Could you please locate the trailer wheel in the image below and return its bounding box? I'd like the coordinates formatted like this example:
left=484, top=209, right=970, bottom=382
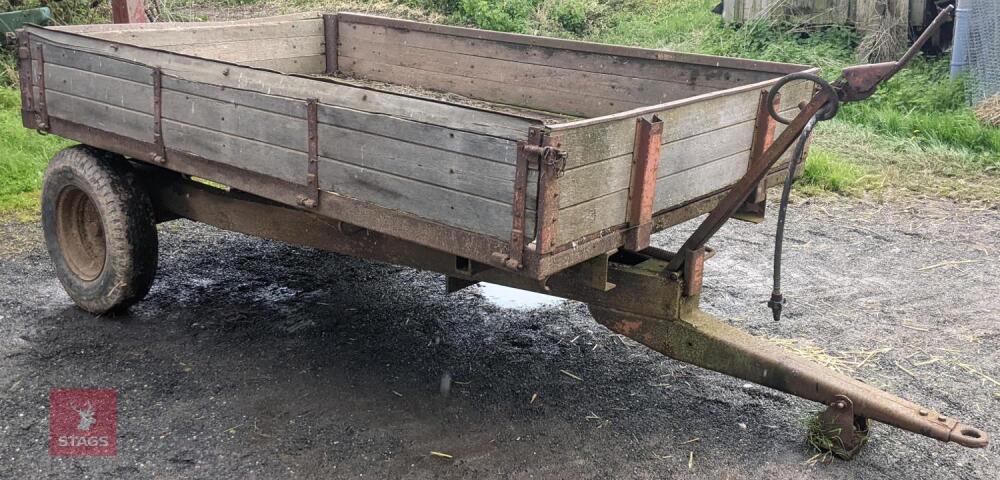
left=41, top=146, right=158, bottom=314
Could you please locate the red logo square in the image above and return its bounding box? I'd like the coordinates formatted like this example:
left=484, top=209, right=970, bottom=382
left=49, top=389, right=117, bottom=456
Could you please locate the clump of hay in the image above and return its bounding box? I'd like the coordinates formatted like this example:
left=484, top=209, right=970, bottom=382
left=975, top=95, right=1000, bottom=127
left=856, top=0, right=908, bottom=63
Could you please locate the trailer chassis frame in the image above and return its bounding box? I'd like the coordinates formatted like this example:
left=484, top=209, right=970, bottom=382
left=143, top=167, right=988, bottom=453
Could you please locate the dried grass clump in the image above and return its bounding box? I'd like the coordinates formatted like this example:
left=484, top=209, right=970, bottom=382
left=856, top=0, right=907, bottom=63
left=974, top=95, right=1000, bottom=127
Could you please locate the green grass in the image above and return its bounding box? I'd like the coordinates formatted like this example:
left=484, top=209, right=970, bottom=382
left=0, top=89, right=74, bottom=218
left=798, top=147, right=882, bottom=195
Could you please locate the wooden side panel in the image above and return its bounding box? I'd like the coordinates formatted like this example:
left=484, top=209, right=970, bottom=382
left=317, top=159, right=534, bottom=240
left=27, top=26, right=540, bottom=140
left=337, top=19, right=785, bottom=117
left=313, top=102, right=537, bottom=239
left=45, top=90, right=154, bottom=141
left=85, top=19, right=326, bottom=74
left=552, top=81, right=814, bottom=245
left=25, top=26, right=537, bottom=240
left=163, top=120, right=309, bottom=185
left=35, top=43, right=154, bottom=142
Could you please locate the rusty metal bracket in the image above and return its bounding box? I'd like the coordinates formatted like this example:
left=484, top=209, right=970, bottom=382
left=624, top=115, right=663, bottom=252
left=32, top=42, right=49, bottom=133
left=733, top=91, right=778, bottom=223
left=815, top=394, right=870, bottom=460
left=300, top=98, right=320, bottom=209
left=151, top=67, right=167, bottom=164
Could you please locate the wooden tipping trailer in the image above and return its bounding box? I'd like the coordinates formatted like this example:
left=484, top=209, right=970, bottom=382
left=16, top=9, right=988, bottom=456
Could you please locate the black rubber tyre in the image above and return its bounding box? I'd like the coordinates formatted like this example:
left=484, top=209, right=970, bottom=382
left=41, top=146, right=158, bottom=314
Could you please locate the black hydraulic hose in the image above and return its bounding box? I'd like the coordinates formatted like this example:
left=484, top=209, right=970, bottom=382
left=768, top=115, right=818, bottom=322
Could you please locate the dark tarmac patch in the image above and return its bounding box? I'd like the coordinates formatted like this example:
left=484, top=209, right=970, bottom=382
left=1, top=196, right=997, bottom=479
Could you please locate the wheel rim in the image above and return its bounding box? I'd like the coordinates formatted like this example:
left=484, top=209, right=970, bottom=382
left=55, top=185, right=107, bottom=281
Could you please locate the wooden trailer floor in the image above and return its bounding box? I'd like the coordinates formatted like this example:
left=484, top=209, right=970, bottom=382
left=311, top=73, right=582, bottom=125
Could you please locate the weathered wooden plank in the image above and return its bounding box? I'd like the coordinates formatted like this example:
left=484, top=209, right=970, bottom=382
left=557, top=118, right=757, bottom=208
left=27, top=28, right=540, bottom=140
left=554, top=189, right=630, bottom=245
left=317, top=104, right=518, bottom=164
left=161, top=90, right=306, bottom=153
left=163, top=120, right=308, bottom=186
left=338, top=32, right=715, bottom=109
left=43, top=63, right=152, bottom=114
left=86, top=19, right=324, bottom=47
left=45, top=90, right=153, bottom=142
left=167, top=36, right=325, bottom=63
left=317, top=158, right=534, bottom=240
left=162, top=76, right=307, bottom=117
left=554, top=149, right=752, bottom=245
left=244, top=55, right=326, bottom=73
left=51, top=13, right=323, bottom=32
left=39, top=42, right=152, bottom=84
left=339, top=55, right=646, bottom=118
left=554, top=80, right=813, bottom=168
left=338, top=14, right=808, bottom=75
left=653, top=150, right=750, bottom=210
left=559, top=154, right=633, bottom=209
left=160, top=74, right=530, bottom=208
left=342, top=21, right=779, bottom=92
left=317, top=123, right=525, bottom=205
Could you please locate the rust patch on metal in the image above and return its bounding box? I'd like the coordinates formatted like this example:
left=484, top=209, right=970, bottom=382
left=624, top=115, right=663, bottom=252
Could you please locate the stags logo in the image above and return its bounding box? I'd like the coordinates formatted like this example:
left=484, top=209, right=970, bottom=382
left=49, top=389, right=117, bottom=456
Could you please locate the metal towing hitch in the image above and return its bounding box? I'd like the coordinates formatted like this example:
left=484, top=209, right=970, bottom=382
left=594, top=5, right=989, bottom=458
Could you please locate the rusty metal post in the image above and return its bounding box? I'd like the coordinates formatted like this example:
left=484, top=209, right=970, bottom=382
left=111, top=0, right=148, bottom=24
left=733, top=90, right=779, bottom=223
left=624, top=115, right=663, bottom=252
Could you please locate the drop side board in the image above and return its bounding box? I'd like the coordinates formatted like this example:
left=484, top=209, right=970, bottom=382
left=17, top=12, right=817, bottom=279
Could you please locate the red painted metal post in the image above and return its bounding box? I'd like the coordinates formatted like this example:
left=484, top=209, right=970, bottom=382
left=623, top=115, right=663, bottom=252
left=111, top=0, right=148, bottom=24
left=733, top=90, right=779, bottom=223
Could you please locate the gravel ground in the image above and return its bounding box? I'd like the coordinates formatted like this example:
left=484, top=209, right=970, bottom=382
left=0, top=195, right=997, bottom=479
